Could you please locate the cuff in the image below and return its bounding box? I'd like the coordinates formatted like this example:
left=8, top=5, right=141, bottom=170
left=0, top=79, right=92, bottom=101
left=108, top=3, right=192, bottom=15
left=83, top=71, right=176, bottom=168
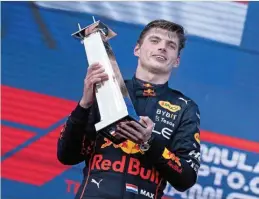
left=70, top=103, right=91, bottom=123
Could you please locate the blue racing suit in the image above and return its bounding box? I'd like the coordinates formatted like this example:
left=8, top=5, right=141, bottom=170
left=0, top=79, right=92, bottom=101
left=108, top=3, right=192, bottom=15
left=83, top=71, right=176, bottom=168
left=57, top=76, right=201, bottom=199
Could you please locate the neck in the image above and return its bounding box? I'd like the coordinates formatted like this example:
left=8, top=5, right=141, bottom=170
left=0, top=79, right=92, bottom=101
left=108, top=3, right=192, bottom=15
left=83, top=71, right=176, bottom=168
left=135, top=65, right=170, bottom=85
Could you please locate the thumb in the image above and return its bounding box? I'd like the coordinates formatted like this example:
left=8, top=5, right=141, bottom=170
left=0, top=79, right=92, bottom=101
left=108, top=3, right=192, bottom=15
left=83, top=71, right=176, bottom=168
left=139, top=116, right=153, bottom=127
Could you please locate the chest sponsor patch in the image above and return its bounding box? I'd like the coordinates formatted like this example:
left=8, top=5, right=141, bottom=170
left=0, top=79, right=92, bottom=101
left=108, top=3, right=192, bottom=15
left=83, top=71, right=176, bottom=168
left=159, top=101, right=181, bottom=112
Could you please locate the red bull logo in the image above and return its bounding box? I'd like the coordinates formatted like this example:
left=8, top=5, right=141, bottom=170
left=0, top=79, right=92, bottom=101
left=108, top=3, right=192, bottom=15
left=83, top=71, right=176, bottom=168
left=91, top=154, right=160, bottom=184
left=194, top=132, right=200, bottom=144
left=162, top=148, right=182, bottom=173
left=143, top=83, right=153, bottom=88
left=143, top=89, right=156, bottom=97
left=101, top=138, right=144, bottom=154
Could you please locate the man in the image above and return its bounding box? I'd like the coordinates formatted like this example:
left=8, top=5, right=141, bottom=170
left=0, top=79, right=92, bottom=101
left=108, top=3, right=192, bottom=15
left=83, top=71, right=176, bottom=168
left=58, top=19, right=201, bottom=199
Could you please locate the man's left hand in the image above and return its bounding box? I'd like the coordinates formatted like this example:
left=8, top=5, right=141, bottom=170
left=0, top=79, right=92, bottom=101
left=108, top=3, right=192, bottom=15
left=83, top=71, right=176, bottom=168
left=116, top=116, right=154, bottom=144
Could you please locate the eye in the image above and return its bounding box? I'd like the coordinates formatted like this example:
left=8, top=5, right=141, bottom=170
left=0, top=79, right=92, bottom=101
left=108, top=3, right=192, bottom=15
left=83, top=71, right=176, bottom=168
left=169, top=44, right=176, bottom=50
left=150, top=39, right=159, bottom=44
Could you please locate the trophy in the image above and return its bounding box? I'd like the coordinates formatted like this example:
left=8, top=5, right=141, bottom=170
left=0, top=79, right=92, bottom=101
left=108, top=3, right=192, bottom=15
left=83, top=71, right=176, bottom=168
left=72, top=17, right=142, bottom=144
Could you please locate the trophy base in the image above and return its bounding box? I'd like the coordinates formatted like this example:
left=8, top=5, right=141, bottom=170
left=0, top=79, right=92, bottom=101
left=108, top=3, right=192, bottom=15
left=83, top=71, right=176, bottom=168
left=96, top=115, right=143, bottom=144
left=95, top=96, right=143, bottom=144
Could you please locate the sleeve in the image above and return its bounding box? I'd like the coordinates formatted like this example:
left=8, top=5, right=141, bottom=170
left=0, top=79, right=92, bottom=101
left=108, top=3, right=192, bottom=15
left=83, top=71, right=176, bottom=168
left=145, top=103, right=201, bottom=192
left=57, top=102, right=99, bottom=165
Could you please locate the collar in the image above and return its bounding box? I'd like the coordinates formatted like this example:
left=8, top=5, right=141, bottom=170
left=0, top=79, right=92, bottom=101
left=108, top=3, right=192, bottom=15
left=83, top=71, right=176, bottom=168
left=132, top=75, right=168, bottom=97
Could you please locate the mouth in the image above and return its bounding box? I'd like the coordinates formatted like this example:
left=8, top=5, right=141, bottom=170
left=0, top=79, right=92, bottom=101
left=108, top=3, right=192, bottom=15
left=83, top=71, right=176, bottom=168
left=152, top=55, right=167, bottom=61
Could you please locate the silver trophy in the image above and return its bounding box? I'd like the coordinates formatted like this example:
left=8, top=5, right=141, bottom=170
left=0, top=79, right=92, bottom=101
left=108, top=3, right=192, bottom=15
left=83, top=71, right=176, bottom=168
left=72, top=18, right=142, bottom=144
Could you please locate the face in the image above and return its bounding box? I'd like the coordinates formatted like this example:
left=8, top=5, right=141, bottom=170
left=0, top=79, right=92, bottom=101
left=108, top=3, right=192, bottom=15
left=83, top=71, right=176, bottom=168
left=134, top=28, right=180, bottom=74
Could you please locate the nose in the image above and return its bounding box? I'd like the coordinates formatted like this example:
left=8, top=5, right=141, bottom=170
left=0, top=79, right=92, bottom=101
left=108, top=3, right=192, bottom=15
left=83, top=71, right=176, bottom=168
left=157, top=41, right=167, bottom=52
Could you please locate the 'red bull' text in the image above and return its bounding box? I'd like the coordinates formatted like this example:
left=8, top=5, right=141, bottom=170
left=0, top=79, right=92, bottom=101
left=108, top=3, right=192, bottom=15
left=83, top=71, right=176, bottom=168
left=91, top=154, right=160, bottom=184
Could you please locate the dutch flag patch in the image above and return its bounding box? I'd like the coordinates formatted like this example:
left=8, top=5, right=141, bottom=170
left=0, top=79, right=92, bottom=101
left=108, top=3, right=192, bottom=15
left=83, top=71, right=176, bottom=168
left=126, top=183, right=138, bottom=194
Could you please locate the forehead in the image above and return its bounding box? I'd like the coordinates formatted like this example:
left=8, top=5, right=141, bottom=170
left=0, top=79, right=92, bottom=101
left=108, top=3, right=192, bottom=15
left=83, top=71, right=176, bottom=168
left=144, top=28, right=179, bottom=43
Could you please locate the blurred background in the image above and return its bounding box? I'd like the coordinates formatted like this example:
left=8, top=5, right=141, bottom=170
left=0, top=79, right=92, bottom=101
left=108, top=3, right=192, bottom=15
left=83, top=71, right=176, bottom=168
left=1, top=1, right=259, bottom=199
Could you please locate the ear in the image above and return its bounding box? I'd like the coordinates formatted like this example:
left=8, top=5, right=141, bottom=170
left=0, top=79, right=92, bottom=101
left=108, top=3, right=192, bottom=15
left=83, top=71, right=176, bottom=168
left=173, top=57, right=180, bottom=68
left=134, top=43, right=140, bottom=57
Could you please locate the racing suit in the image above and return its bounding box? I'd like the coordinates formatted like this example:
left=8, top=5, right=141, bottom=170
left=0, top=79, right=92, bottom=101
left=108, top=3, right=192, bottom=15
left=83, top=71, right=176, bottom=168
left=58, top=76, right=201, bottom=199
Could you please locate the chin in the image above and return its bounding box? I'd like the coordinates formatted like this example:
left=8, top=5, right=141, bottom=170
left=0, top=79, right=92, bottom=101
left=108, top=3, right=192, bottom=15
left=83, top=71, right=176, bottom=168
left=149, top=65, right=168, bottom=74
left=142, top=61, right=168, bottom=73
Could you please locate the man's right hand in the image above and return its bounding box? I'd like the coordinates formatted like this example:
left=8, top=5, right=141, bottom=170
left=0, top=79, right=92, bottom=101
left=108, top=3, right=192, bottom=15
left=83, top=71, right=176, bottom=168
left=79, top=62, right=109, bottom=109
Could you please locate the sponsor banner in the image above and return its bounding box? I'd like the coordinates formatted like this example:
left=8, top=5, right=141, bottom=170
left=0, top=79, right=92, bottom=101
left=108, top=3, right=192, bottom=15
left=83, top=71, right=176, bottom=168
left=35, top=1, right=248, bottom=46
left=164, top=143, right=259, bottom=199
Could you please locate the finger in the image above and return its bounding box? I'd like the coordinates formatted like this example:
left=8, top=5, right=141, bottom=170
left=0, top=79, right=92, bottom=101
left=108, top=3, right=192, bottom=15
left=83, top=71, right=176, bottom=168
left=139, top=116, right=147, bottom=126
left=128, top=121, right=146, bottom=131
left=128, top=121, right=151, bottom=142
left=119, top=122, right=134, bottom=132
left=87, top=63, right=102, bottom=73
left=88, top=70, right=108, bottom=79
left=88, top=62, right=101, bottom=69
left=116, top=127, right=138, bottom=143
left=138, top=119, right=148, bottom=128
left=85, top=77, right=100, bottom=89
left=140, top=116, right=154, bottom=128
left=119, top=123, right=143, bottom=142
left=88, top=73, right=109, bottom=85
left=87, top=72, right=108, bottom=83
left=88, top=76, right=108, bottom=86
left=87, top=66, right=103, bottom=77
left=86, top=64, right=101, bottom=79
left=114, top=132, right=128, bottom=140
left=89, top=71, right=108, bottom=79
left=89, top=67, right=106, bottom=76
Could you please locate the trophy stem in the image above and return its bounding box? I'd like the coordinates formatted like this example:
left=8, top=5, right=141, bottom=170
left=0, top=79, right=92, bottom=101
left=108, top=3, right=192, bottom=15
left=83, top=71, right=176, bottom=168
left=81, top=32, right=128, bottom=131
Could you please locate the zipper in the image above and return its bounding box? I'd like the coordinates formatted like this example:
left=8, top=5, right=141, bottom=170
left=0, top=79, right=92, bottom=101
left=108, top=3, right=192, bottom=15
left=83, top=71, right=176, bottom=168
left=144, top=97, right=151, bottom=116
left=131, top=96, right=150, bottom=199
